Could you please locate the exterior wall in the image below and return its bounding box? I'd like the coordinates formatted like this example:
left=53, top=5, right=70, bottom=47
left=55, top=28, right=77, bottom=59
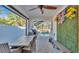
left=57, top=6, right=78, bottom=52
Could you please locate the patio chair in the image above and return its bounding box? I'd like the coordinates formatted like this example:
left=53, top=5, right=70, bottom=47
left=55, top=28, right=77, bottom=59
left=11, top=46, right=23, bottom=53
left=22, top=35, right=37, bottom=53
left=30, top=35, right=37, bottom=52
left=0, top=43, right=11, bottom=53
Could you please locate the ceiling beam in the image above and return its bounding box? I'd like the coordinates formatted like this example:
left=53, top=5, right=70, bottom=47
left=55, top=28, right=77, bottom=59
left=4, top=5, right=29, bottom=20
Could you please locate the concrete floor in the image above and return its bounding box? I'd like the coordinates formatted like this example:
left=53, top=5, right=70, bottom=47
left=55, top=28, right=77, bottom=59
left=36, top=35, right=61, bottom=53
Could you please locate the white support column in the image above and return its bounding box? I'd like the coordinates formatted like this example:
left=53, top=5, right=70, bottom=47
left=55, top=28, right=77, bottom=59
left=51, top=18, right=57, bottom=40
left=26, top=20, right=28, bottom=36
left=26, top=19, right=31, bottom=36
left=53, top=19, right=57, bottom=40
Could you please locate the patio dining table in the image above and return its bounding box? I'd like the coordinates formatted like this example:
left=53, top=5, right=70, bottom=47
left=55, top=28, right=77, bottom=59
left=0, top=35, right=35, bottom=47
left=11, top=35, right=35, bottom=46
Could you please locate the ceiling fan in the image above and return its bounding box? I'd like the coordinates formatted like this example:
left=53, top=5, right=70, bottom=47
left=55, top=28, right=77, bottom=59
left=29, top=5, right=57, bottom=14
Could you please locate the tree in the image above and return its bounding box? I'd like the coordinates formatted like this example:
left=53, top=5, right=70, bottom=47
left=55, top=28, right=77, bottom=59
left=7, top=12, right=26, bottom=26
left=0, top=11, right=26, bottom=27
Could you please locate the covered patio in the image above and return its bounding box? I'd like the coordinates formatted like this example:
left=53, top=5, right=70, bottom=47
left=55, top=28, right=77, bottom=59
left=0, top=5, right=71, bottom=53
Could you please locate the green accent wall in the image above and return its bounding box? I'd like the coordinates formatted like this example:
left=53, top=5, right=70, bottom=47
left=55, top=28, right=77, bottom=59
left=57, top=17, right=77, bottom=52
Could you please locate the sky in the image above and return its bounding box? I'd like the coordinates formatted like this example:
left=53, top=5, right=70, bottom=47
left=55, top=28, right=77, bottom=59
left=0, top=5, right=11, bottom=19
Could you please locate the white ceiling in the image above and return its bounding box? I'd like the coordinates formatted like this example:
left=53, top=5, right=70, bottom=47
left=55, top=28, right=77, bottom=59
left=12, top=5, right=66, bottom=19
